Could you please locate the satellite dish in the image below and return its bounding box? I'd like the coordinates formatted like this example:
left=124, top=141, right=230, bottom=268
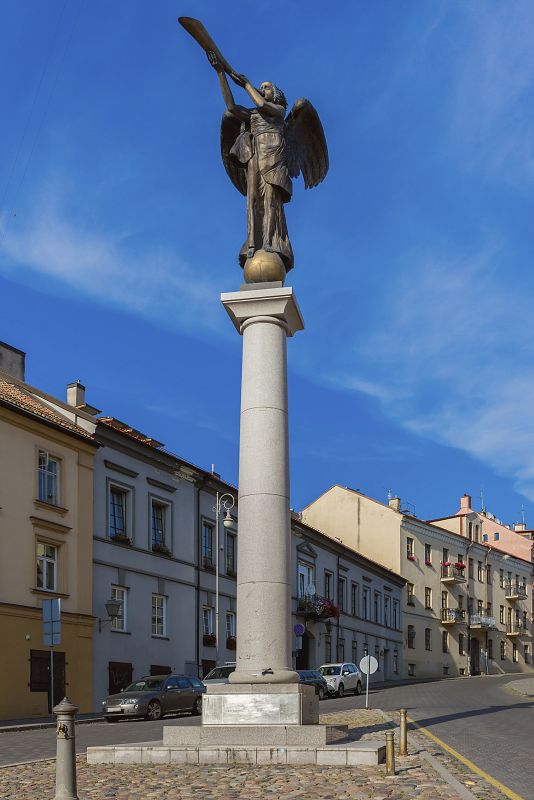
left=305, top=583, right=316, bottom=596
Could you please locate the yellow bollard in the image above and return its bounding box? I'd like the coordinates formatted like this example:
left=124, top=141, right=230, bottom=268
left=399, top=708, right=408, bottom=755
left=385, top=730, right=396, bottom=775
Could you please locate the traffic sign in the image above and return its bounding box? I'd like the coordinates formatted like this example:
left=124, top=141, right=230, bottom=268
left=293, top=623, right=305, bottom=636
left=359, top=655, right=378, bottom=675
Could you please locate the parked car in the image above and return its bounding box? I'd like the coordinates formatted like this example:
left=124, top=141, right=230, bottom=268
left=318, top=663, right=363, bottom=697
left=102, top=674, right=205, bottom=722
left=297, top=669, right=329, bottom=700
left=202, top=663, right=236, bottom=685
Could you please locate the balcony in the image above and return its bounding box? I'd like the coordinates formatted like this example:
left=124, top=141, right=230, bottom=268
left=441, top=608, right=466, bottom=625
left=506, top=622, right=531, bottom=638
left=440, top=565, right=466, bottom=584
left=504, top=583, right=528, bottom=601
left=469, top=613, right=496, bottom=630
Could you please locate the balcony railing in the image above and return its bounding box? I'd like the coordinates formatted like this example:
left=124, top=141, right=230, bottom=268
left=504, top=583, right=528, bottom=601
left=440, top=565, right=466, bottom=583
left=469, top=613, right=496, bottom=629
left=506, top=622, right=530, bottom=637
left=441, top=608, right=465, bottom=624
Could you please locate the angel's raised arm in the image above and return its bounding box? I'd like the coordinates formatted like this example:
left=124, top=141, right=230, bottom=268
left=207, top=51, right=249, bottom=121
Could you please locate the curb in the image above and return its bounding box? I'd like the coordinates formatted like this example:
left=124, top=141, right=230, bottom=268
left=0, top=717, right=104, bottom=734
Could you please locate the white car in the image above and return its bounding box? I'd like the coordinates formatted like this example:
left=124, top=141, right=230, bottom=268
left=318, top=662, right=363, bottom=697
left=202, top=663, right=236, bottom=685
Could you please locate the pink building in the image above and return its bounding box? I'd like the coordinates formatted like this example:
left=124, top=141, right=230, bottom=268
left=428, top=494, right=534, bottom=565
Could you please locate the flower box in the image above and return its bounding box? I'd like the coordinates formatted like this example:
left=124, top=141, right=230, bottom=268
left=454, top=562, right=465, bottom=569
left=425, top=560, right=432, bottom=566
left=111, top=534, right=131, bottom=546
left=226, top=636, right=236, bottom=650
left=407, top=554, right=415, bottom=561
left=441, top=561, right=452, bottom=567
left=297, top=596, right=340, bottom=620
left=203, top=633, right=216, bottom=647
left=152, top=542, right=171, bottom=556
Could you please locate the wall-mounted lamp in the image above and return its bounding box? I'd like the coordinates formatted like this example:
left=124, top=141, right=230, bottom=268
left=98, top=597, right=122, bottom=632
left=324, top=619, right=333, bottom=635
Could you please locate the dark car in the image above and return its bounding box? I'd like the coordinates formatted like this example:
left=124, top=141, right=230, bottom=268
left=102, top=674, right=205, bottom=722
left=297, top=669, right=329, bottom=700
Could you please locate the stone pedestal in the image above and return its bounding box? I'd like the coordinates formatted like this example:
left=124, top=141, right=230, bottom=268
left=221, top=285, right=304, bottom=686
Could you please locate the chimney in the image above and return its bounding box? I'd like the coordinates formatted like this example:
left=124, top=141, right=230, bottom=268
left=67, top=381, right=86, bottom=408
left=0, top=341, right=26, bottom=381
left=514, top=523, right=526, bottom=532
left=460, top=494, right=472, bottom=511
left=389, top=497, right=401, bottom=512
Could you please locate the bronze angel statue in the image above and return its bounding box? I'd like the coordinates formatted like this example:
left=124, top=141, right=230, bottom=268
left=179, top=17, right=329, bottom=282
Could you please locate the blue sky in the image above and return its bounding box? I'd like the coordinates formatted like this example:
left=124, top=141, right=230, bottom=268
left=2, top=1, right=534, bottom=524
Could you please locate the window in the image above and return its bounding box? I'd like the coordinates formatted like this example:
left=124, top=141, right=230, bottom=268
left=477, top=561, right=483, bottom=582
left=373, top=590, right=381, bottom=623
left=36, top=543, right=57, bottom=591
left=225, top=612, right=236, bottom=639
left=468, top=522, right=473, bottom=540
left=393, top=599, right=400, bottom=629
left=362, top=586, right=371, bottom=619
left=338, top=576, right=346, bottom=611
left=499, top=569, right=504, bottom=588
left=442, top=630, right=448, bottom=653
left=468, top=597, right=473, bottom=615
left=151, top=501, right=167, bottom=547
left=424, top=587, right=432, bottom=610
left=406, top=537, right=414, bottom=560
left=152, top=594, right=166, bottom=637
left=525, top=644, right=530, bottom=664
left=298, top=563, right=315, bottom=598
left=202, top=522, right=214, bottom=568
left=500, top=605, right=505, bottom=624
left=384, top=594, right=391, bottom=627
left=407, top=582, right=415, bottom=606
left=352, top=640, right=358, bottom=664
left=407, top=625, right=415, bottom=649
left=324, top=571, right=333, bottom=600
left=443, top=665, right=449, bottom=675
left=458, top=594, right=464, bottom=609
left=487, top=602, right=492, bottom=616
left=477, top=599, right=483, bottom=614
left=337, top=639, right=345, bottom=661
left=441, top=590, right=448, bottom=610
left=408, top=663, right=415, bottom=676
left=225, top=532, right=236, bottom=575
left=424, top=543, right=432, bottom=564
left=468, top=558, right=474, bottom=579
left=442, top=548, right=449, bottom=564
left=513, top=643, right=518, bottom=663
left=494, top=532, right=500, bottom=541
left=325, top=637, right=332, bottom=663
left=483, top=534, right=488, bottom=542
left=459, top=633, right=464, bottom=655
left=425, top=628, right=431, bottom=651
left=351, top=582, right=359, bottom=616
left=110, top=585, right=127, bottom=631
left=500, top=640, right=506, bottom=660
left=109, top=487, right=127, bottom=539
left=202, top=606, right=213, bottom=635
left=38, top=451, right=59, bottom=505
left=488, top=639, right=493, bottom=660
left=486, top=564, right=491, bottom=584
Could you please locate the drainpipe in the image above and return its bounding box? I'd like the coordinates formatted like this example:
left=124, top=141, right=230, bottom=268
left=194, top=479, right=204, bottom=678
left=465, top=541, right=473, bottom=677
left=336, top=555, right=340, bottom=659
left=483, top=546, right=494, bottom=676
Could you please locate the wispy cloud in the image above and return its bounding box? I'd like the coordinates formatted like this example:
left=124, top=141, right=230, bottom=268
left=0, top=192, right=223, bottom=336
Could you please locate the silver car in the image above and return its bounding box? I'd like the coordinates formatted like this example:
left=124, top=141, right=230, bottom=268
left=202, top=663, right=236, bottom=686
left=102, top=674, right=205, bottom=722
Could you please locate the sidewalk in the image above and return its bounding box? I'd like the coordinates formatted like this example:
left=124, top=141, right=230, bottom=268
left=0, top=712, right=103, bottom=734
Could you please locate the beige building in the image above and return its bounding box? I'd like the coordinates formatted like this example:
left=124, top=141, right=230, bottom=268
left=302, top=486, right=534, bottom=679
left=0, top=343, right=98, bottom=719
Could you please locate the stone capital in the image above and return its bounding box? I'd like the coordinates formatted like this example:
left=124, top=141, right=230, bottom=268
left=221, top=286, right=304, bottom=337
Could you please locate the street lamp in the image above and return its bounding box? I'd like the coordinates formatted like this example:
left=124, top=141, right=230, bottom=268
left=214, top=492, right=236, bottom=664
left=98, top=596, right=122, bottom=632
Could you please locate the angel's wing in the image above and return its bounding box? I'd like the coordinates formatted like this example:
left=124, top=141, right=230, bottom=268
left=285, top=98, right=329, bottom=189
left=221, top=112, right=247, bottom=196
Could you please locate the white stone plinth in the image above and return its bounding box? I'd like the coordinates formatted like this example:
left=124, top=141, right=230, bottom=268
left=221, top=286, right=304, bottom=685
left=201, top=683, right=318, bottom=725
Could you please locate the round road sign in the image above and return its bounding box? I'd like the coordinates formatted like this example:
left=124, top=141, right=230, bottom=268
left=293, top=623, right=305, bottom=636
left=359, top=655, right=378, bottom=675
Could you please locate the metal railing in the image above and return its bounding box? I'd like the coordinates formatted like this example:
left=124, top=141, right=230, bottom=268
left=504, top=583, right=528, bottom=600
left=440, top=608, right=465, bottom=623
left=469, top=613, right=496, bottom=628
left=440, top=565, right=466, bottom=581
left=506, top=621, right=529, bottom=636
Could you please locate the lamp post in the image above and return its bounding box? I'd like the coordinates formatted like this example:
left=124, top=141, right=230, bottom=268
left=214, top=492, right=236, bottom=664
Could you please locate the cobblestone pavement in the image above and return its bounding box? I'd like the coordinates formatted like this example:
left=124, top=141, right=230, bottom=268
left=0, top=708, right=512, bottom=800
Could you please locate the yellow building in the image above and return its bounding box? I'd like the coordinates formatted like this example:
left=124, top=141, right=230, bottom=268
left=0, top=343, right=98, bottom=719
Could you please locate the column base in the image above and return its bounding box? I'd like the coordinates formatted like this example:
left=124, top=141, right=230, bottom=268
left=202, top=683, right=318, bottom=726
